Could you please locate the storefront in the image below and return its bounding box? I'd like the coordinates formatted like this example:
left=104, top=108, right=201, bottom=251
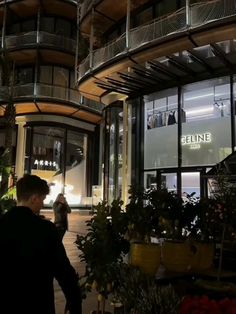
left=13, top=116, right=99, bottom=208
left=143, top=75, right=234, bottom=197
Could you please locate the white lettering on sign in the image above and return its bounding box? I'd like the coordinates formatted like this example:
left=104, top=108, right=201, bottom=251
left=181, top=132, right=212, bottom=150
left=34, top=159, right=59, bottom=169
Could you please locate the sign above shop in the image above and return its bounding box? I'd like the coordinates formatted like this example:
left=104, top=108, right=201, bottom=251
left=34, top=159, right=59, bottom=170
left=181, top=132, right=212, bottom=149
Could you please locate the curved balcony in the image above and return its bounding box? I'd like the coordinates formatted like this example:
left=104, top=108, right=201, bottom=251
left=5, top=31, right=76, bottom=53
left=0, top=0, right=77, bottom=21
left=80, top=0, right=150, bottom=35
left=0, top=83, right=103, bottom=114
left=78, top=0, right=236, bottom=81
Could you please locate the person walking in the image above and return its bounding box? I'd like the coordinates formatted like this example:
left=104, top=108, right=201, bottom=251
left=53, top=193, right=71, bottom=240
left=0, top=174, right=82, bottom=314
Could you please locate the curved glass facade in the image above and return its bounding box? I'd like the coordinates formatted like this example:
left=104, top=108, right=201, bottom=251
left=25, top=125, right=92, bottom=207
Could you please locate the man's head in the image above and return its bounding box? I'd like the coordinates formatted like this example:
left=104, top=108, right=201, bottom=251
left=16, top=174, right=50, bottom=214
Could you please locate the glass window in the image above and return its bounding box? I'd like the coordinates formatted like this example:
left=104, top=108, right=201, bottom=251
left=135, top=7, right=153, bottom=26
left=144, top=171, right=156, bottom=189
left=22, top=19, right=35, bottom=32
left=182, top=172, right=200, bottom=198
left=40, top=17, right=54, bottom=33
left=182, top=77, right=232, bottom=166
left=106, top=106, right=123, bottom=202
left=65, top=131, right=87, bottom=206
left=16, top=67, right=34, bottom=84
left=7, top=23, right=20, bottom=35
left=39, top=66, right=53, bottom=84
left=161, top=173, right=177, bottom=193
left=144, top=88, right=178, bottom=169
left=53, top=67, right=69, bottom=87
left=156, top=1, right=177, bottom=18
left=31, top=126, right=64, bottom=206
left=55, top=18, right=71, bottom=37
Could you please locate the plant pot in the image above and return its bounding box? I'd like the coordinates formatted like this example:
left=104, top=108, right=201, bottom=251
left=129, top=243, right=161, bottom=275
left=191, top=242, right=214, bottom=272
left=162, top=241, right=214, bottom=273
left=162, top=241, right=194, bottom=272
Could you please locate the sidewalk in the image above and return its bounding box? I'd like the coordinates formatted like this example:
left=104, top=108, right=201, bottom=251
left=41, top=210, right=113, bottom=314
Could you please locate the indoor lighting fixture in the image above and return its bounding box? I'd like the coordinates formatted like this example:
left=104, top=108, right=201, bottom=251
left=186, top=107, right=213, bottom=115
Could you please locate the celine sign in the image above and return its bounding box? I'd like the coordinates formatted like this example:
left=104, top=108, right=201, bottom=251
left=181, top=132, right=212, bottom=149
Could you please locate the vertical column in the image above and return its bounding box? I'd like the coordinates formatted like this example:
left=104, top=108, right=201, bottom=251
left=89, top=4, right=95, bottom=69
left=36, top=7, right=41, bottom=44
left=75, top=1, right=81, bottom=84
left=34, top=8, right=41, bottom=96
left=1, top=2, right=7, bottom=49
left=186, top=0, right=190, bottom=28
left=122, top=99, right=131, bottom=206
left=15, top=122, right=27, bottom=180
left=126, top=0, right=131, bottom=50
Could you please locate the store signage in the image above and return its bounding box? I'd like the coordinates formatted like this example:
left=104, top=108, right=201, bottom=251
left=34, top=159, right=58, bottom=168
left=181, top=132, right=212, bottom=150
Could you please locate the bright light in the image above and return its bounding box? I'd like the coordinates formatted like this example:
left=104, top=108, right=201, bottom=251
left=186, top=106, right=213, bottom=115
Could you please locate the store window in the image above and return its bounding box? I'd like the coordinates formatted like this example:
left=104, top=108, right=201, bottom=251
left=182, top=77, right=231, bottom=166
left=31, top=127, right=64, bottom=206
left=144, top=88, right=178, bottom=169
left=104, top=105, right=123, bottom=203
left=29, top=126, right=89, bottom=207
left=65, top=131, right=87, bottom=205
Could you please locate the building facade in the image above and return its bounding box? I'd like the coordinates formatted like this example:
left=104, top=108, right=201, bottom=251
left=77, top=0, right=236, bottom=203
left=0, top=0, right=103, bottom=207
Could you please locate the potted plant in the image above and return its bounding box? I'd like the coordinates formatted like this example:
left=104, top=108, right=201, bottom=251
left=148, top=188, right=211, bottom=273
left=125, top=186, right=162, bottom=275
left=75, top=199, right=130, bottom=314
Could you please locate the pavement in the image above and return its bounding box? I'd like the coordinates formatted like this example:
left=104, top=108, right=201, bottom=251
left=41, top=210, right=113, bottom=314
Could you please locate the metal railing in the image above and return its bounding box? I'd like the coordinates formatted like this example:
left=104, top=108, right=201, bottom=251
left=78, top=0, right=236, bottom=81
left=5, top=31, right=76, bottom=52
left=0, top=83, right=102, bottom=113
left=0, top=0, right=77, bottom=5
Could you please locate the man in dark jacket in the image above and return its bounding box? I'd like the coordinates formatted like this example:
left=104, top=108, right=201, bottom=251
left=0, top=174, right=82, bottom=314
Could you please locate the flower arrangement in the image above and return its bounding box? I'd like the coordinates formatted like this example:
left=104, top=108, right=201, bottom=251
left=180, top=295, right=236, bottom=314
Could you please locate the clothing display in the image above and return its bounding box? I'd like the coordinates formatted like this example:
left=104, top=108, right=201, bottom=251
left=147, top=107, right=186, bottom=129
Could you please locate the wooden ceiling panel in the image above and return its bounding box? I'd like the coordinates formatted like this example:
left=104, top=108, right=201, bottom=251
left=8, top=50, right=37, bottom=64
left=15, top=102, right=39, bottom=114
left=9, top=0, right=39, bottom=18
left=38, top=103, right=77, bottom=115
left=42, top=0, right=76, bottom=20
left=0, top=105, right=5, bottom=117
left=72, top=110, right=101, bottom=123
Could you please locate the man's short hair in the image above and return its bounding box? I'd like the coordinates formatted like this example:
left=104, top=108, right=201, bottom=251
left=16, top=174, right=50, bottom=201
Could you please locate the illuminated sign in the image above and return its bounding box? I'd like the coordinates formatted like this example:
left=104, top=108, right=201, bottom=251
left=34, top=159, right=59, bottom=169
left=181, top=132, right=212, bottom=150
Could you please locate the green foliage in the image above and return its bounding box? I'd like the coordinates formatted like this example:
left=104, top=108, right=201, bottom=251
left=113, top=264, right=181, bottom=314
left=125, top=186, right=159, bottom=243
left=75, top=200, right=130, bottom=298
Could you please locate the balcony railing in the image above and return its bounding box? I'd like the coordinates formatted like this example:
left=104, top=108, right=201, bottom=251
left=5, top=31, right=76, bottom=52
left=0, top=83, right=102, bottom=113
left=78, top=0, right=236, bottom=81
left=0, top=0, right=77, bottom=5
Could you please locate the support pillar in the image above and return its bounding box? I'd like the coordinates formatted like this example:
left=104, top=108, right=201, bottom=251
left=15, top=122, right=27, bottom=180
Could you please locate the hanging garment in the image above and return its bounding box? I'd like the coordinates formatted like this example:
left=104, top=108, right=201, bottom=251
left=167, top=111, right=176, bottom=125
